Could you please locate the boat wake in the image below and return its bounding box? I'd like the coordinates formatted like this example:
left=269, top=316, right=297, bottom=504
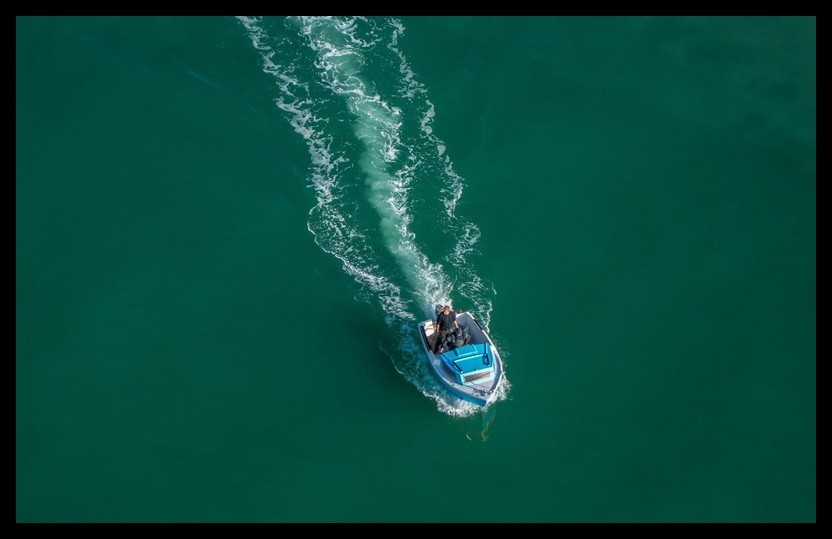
left=237, top=16, right=506, bottom=416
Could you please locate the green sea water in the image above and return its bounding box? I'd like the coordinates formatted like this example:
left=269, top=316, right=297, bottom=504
left=16, top=16, right=815, bottom=522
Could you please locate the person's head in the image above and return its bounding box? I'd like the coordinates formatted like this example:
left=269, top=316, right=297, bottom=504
left=443, top=305, right=450, bottom=313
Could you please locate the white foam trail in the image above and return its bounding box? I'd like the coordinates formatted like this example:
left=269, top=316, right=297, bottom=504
left=297, top=16, right=448, bottom=310
left=238, top=16, right=411, bottom=324
left=387, top=18, right=494, bottom=329
left=237, top=16, right=506, bottom=414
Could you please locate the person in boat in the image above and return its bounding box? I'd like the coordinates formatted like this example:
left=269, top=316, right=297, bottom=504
left=437, top=325, right=470, bottom=354
left=433, top=305, right=459, bottom=353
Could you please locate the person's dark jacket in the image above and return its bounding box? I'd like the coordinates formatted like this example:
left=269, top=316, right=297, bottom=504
left=436, top=310, right=457, bottom=331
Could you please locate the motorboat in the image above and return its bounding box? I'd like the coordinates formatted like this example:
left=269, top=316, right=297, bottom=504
left=417, top=306, right=503, bottom=406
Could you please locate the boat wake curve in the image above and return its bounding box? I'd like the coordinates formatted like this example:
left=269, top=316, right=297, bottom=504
left=237, top=16, right=505, bottom=416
